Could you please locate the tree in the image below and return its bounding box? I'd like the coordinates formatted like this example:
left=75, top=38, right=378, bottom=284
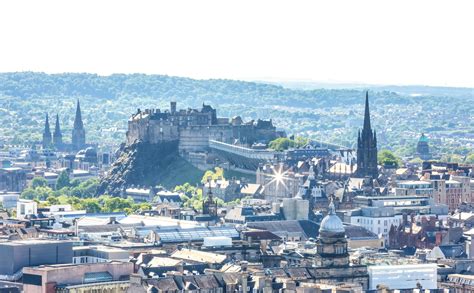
left=79, top=198, right=102, bottom=213
left=378, top=149, right=402, bottom=168
left=46, top=195, right=59, bottom=205
left=21, top=186, right=54, bottom=201
left=268, top=137, right=294, bottom=151
left=56, top=171, right=70, bottom=190
left=31, top=177, right=47, bottom=188
left=201, top=167, right=225, bottom=184
left=465, top=153, right=474, bottom=164
left=268, top=136, right=308, bottom=151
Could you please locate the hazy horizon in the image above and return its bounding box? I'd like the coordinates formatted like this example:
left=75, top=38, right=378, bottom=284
left=0, top=0, right=473, bottom=88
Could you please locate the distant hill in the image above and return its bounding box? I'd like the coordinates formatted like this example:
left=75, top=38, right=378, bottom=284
left=0, top=72, right=472, bottom=158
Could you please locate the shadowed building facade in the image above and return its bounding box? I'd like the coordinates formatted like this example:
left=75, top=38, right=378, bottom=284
left=356, top=92, right=378, bottom=179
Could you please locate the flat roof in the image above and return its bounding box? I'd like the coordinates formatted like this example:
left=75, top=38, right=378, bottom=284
left=24, top=261, right=130, bottom=272
left=0, top=239, right=72, bottom=246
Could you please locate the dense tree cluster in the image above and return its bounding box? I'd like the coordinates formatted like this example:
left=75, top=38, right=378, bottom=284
left=268, top=137, right=309, bottom=151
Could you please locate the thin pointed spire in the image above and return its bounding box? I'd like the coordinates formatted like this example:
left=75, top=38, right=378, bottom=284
left=72, top=100, right=86, bottom=150
left=363, top=91, right=371, bottom=131
left=44, top=113, right=51, bottom=134
left=42, top=113, right=52, bottom=148
left=74, top=100, right=84, bottom=129
left=54, top=114, right=61, bottom=135
left=53, top=114, right=63, bottom=147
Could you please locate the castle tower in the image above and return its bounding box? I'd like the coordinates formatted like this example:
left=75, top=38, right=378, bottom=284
left=356, top=92, right=378, bottom=178
left=42, top=113, right=52, bottom=149
left=72, top=100, right=86, bottom=151
left=53, top=114, right=63, bottom=149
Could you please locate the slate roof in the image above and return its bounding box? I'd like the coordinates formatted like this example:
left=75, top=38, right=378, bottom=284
left=247, top=220, right=320, bottom=240
left=344, top=224, right=379, bottom=240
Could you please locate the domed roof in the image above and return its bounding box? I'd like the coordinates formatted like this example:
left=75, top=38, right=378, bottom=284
left=319, top=199, right=345, bottom=234
left=419, top=133, right=429, bottom=143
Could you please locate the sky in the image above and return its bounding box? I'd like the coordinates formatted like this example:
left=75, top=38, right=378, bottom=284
left=0, top=0, right=473, bottom=87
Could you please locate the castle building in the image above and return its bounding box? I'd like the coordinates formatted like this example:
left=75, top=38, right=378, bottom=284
left=126, top=102, right=278, bottom=155
left=356, top=92, right=378, bottom=178
left=314, top=199, right=369, bottom=289
left=42, top=113, right=52, bottom=149
left=53, top=113, right=63, bottom=149
left=416, top=133, right=431, bottom=160
left=72, top=100, right=86, bottom=151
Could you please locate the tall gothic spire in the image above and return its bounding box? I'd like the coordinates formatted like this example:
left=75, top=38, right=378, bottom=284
left=72, top=100, right=86, bottom=150
left=74, top=100, right=84, bottom=130
left=42, top=113, right=52, bottom=148
left=54, top=114, right=61, bottom=136
left=356, top=91, right=378, bottom=179
left=53, top=114, right=63, bottom=147
left=363, top=91, right=371, bottom=131
left=44, top=113, right=51, bottom=134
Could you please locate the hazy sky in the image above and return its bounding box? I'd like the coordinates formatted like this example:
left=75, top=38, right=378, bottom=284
left=0, top=0, right=473, bottom=87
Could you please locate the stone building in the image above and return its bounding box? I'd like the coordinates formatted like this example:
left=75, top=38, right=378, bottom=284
left=0, top=167, right=27, bottom=192
left=355, top=92, right=378, bottom=179
left=126, top=102, right=278, bottom=155
left=416, top=133, right=431, bottom=160
left=313, top=200, right=369, bottom=289
left=40, top=100, right=89, bottom=152
left=22, top=261, right=133, bottom=293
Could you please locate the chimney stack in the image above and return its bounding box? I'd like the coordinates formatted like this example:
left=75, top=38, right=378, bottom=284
left=170, top=101, right=177, bottom=114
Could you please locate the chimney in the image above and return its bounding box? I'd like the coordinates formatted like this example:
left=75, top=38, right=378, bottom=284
left=402, top=213, right=408, bottom=225
left=435, top=232, right=442, bottom=246
left=170, top=101, right=177, bottom=114
left=130, top=274, right=143, bottom=285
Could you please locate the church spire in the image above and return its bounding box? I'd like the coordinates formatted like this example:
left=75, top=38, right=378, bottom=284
left=72, top=100, right=86, bottom=150
left=363, top=91, right=371, bottom=131
left=53, top=114, right=63, bottom=148
left=42, top=113, right=52, bottom=148
left=74, top=100, right=84, bottom=129
left=355, top=92, right=378, bottom=179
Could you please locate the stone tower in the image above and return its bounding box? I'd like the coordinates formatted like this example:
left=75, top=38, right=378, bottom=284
left=416, top=133, right=431, bottom=160
left=53, top=114, right=63, bottom=149
left=72, top=100, right=86, bottom=151
left=42, top=113, right=52, bottom=149
left=356, top=92, right=378, bottom=178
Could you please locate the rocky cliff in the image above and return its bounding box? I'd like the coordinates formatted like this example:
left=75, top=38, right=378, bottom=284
left=97, top=140, right=202, bottom=196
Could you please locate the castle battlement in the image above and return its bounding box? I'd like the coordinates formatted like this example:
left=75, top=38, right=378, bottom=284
left=126, top=102, right=279, bottom=154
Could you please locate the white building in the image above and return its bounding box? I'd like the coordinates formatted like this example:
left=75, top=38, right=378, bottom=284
left=368, top=264, right=437, bottom=290
left=346, top=205, right=448, bottom=245
left=395, top=180, right=433, bottom=196
left=16, top=199, right=37, bottom=218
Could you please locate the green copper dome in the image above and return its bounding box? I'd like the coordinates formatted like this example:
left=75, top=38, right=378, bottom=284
left=419, top=133, right=429, bottom=143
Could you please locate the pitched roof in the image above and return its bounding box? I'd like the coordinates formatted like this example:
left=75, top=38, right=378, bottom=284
left=171, top=249, right=227, bottom=264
